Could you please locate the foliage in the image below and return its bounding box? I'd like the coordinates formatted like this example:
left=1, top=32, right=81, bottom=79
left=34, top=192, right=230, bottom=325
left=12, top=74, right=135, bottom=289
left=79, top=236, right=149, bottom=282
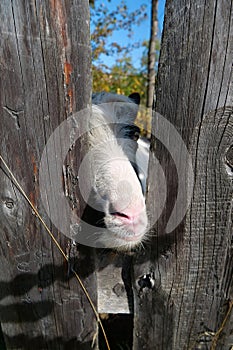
left=90, top=0, right=159, bottom=136
left=90, top=1, right=147, bottom=65
left=91, top=1, right=148, bottom=98
left=92, top=55, right=147, bottom=102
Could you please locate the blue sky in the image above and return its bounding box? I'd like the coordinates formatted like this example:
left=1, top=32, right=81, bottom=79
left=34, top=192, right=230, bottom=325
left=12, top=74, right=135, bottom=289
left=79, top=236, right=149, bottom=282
left=91, top=0, right=166, bottom=69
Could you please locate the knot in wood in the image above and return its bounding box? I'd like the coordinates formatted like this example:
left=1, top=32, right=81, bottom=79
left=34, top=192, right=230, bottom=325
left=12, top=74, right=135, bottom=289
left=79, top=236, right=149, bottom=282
left=113, top=283, right=125, bottom=297
left=138, top=273, right=155, bottom=291
left=4, top=198, right=15, bottom=209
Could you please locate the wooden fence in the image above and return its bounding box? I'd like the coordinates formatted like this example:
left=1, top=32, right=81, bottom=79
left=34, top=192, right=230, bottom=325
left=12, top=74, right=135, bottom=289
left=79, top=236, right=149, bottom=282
left=0, top=1, right=232, bottom=349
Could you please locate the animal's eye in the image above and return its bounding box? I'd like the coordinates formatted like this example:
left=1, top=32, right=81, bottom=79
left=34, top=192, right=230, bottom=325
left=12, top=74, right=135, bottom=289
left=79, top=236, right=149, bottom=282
left=122, top=125, right=140, bottom=141
left=133, top=131, right=140, bottom=141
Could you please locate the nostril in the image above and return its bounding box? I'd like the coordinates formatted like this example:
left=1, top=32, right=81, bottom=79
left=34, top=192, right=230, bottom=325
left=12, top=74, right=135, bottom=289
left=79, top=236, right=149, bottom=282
left=112, top=212, right=131, bottom=220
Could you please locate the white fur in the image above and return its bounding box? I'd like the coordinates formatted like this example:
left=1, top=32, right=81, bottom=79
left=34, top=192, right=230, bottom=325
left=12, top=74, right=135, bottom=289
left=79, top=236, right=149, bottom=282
left=88, top=93, right=148, bottom=250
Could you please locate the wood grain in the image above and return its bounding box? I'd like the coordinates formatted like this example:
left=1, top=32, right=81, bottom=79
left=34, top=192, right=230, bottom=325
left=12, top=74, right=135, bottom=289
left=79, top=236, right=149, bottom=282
left=0, top=1, right=96, bottom=349
left=133, top=1, right=233, bottom=349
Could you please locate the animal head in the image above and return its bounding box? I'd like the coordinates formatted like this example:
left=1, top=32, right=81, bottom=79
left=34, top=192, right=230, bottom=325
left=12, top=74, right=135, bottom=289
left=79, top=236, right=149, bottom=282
left=84, top=92, right=148, bottom=250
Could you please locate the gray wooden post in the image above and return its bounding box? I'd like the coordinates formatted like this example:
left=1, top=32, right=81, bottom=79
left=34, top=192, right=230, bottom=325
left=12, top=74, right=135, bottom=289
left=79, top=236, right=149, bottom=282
left=0, top=1, right=97, bottom=349
left=133, top=1, right=233, bottom=349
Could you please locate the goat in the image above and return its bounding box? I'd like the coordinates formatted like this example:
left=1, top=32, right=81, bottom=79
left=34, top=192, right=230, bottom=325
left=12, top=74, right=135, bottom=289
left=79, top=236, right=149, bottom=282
left=81, top=92, right=148, bottom=250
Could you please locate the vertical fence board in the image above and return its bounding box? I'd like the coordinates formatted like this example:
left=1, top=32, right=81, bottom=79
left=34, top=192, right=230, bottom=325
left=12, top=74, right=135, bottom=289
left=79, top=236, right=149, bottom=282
left=133, top=1, right=232, bottom=349
left=0, top=1, right=96, bottom=349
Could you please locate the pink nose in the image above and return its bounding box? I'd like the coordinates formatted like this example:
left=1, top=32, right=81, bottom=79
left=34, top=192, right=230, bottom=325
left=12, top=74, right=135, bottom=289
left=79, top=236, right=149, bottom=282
left=111, top=210, right=147, bottom=242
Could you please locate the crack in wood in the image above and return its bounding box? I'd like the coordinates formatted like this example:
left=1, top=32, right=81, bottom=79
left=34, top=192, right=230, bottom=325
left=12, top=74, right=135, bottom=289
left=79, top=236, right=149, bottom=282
left=3, top=106, right=23, bottom=130
left=62, top=164, right=79, bottom=209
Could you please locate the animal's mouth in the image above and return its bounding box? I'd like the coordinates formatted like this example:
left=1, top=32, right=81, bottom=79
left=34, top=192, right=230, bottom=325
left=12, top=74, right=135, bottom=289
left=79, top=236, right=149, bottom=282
left=110, top=211, right=147, bottom=243
left=119, top=231, right=145, bottom=242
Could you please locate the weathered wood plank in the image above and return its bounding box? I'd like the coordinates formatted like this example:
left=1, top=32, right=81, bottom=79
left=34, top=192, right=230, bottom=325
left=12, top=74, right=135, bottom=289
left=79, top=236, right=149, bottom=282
left=97, top=251, right=133, bottom=314
left=0, top=1, right=96, bottom=349
left=133, top=1, right=233, bottom=349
